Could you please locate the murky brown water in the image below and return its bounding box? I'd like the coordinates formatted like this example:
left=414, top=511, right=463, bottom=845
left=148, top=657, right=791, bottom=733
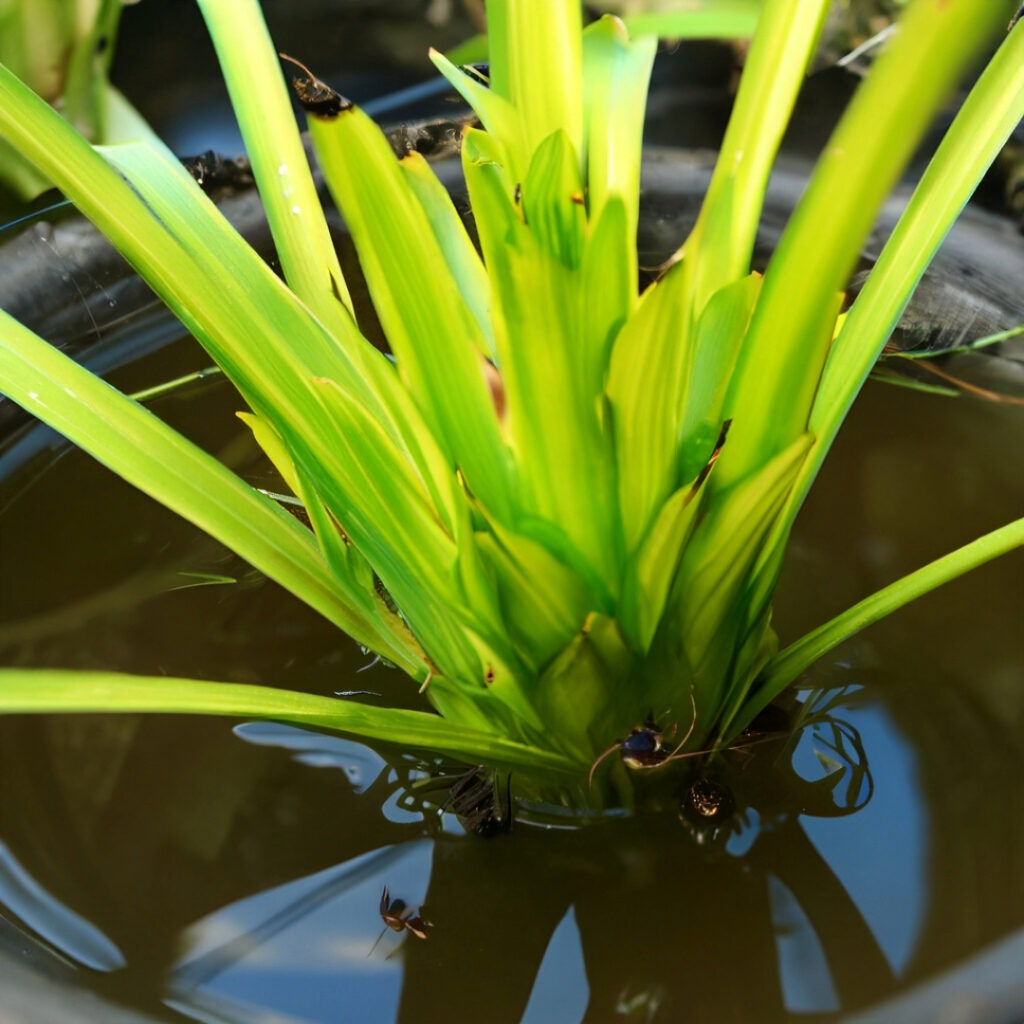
left=1, top=324, right=1023, bottom=1023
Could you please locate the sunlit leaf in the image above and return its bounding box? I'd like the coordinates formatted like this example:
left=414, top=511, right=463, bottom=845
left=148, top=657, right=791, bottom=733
left=0, top=671, right=581, bottom=774
left=304, top=93, right=516, bottom=523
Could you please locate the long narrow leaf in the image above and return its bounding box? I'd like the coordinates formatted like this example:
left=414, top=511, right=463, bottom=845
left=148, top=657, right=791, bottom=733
left=807, top=18, right=1024, bottom=505
left=238, top=410, right=423, bottom=667
left=0, top=311, right=423, bottom=675
left=581, top=16, right=656, bottom=301
left=197, top=0, right=355, bottom=321
left=99, top=141, right=375, bottom=412
left=669, top=434, right=811, bottom=687
left=428, top=47, right=523, bottom=167
left=716, top=0, right=1015, bottom=490
left=0, top=671, right=581, bottom=774
left=301, top=89, right=516, bottom=523
left=620, top=10, right=761, bottom=38
left=487, top=0, right=584, bottom=174
left=0, top=69, right=392, bottom=449
left=99, top=141, right=467, bottom=547
left=607, top=263, right=694, bottom=551
left=750, top=516, right=1024, bottom=722
left=744, top=15, right=1024, bottom=610
left=674, top=0, right=829, bottom=319
left=400, top=150, right=496, bottom=358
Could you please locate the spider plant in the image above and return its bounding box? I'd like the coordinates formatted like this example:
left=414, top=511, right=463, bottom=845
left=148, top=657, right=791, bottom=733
left=0, top=0, right=1021, bottom=799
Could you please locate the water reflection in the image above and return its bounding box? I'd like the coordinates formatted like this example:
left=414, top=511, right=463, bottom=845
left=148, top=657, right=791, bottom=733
left=170, top=843, right=431, bottom=1023
left=2, top=384, right=1023, bottom=1021
left=382, top=697, right=892, bottom=1023
left=521, top=906, right=589, bottom=1024
left=0, top=840, right=124, bottom=972
left=131, top=690, right=903, bottom=1021
left=1, top=662, right=1024, bottom=1023
left=798, top=703, right=926, bottom=979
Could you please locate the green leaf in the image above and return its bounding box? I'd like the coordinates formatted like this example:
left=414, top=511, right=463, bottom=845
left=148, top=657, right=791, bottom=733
left=463, top=130, right=622, bottom=596
left=531, top=615, right=634, bottom=761
left=580, top=197, right=633, bottom=396
left=713, top=0, right=1016, bottom=492
left=444, top=32, right=487, bottom=66
left=486, top=0, right=584, bottom=174
left=473, top=520, right=592, bottom=671
left=0, top=671, right=580, bottom=775
left=673, top=0, right=830, bottom=324
left=747, top=515, right=1024, bottom=727
left=867, top=369, right=961, bottom=397
left=168, top=572, right=237, bottom=591
left=670, top=434, right=811, bottom=684
left=0, top=311, right=423, bottom=676
left=0, top=0, right=129, bottom=196
left=238, top=410, right=305, bottom=499
left=97, top=140, right=386, bottom=430
left=581, top=15, right=657, bottom=291
left=238, top=410, right=421, bottom=665
left=607, top=263, right=693, bottom=552
left=428, top=47, right=523, bottom=172
left=99, top=139, right=470, bottom=561
left=620, top=473, right=708, bottom=653
left=678, top=272, right=762, bottom=483
left=400, top=150, right=496, bottom=358
left=197, top=0, right=355, bottom=320
left=881, top=323, right=1024, bottom=361
left=618, top=1, right=763, bottom=40
left=808, top=17, right=1024, bottom=483
left=304, top=97, right=515, bottom=523
left=741, top=8, right=1024, bottom=607
left=0, top=68, right=297, bottom=385
left=298, top=377, right=479, bottom=680
left=521, top=129, right=586, bottom=268
left=297, top=378, right=535, bottom=738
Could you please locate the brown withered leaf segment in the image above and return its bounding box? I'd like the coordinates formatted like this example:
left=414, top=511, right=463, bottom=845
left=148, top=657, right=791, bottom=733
left=181, top=150, right=255, bottom=197
left=278, top=53, right=352, bottom=119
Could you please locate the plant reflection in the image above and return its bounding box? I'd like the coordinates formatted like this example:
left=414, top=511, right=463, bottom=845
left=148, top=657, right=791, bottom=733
left=4, top=675, right=1024, bottom=1024
left=154, top=688, right=892, bottom=1023
left=385, top=688, right=889, bottom=1023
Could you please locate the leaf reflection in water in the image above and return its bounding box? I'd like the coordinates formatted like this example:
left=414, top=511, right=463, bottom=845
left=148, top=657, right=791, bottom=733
left=4, top=676, right=1017, bottom=1023
left=158, top=689, right=903, bottom=1024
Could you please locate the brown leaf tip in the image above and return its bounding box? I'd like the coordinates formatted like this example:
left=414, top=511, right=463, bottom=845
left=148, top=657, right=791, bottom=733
left=279, top=53, right=353, bottom=119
